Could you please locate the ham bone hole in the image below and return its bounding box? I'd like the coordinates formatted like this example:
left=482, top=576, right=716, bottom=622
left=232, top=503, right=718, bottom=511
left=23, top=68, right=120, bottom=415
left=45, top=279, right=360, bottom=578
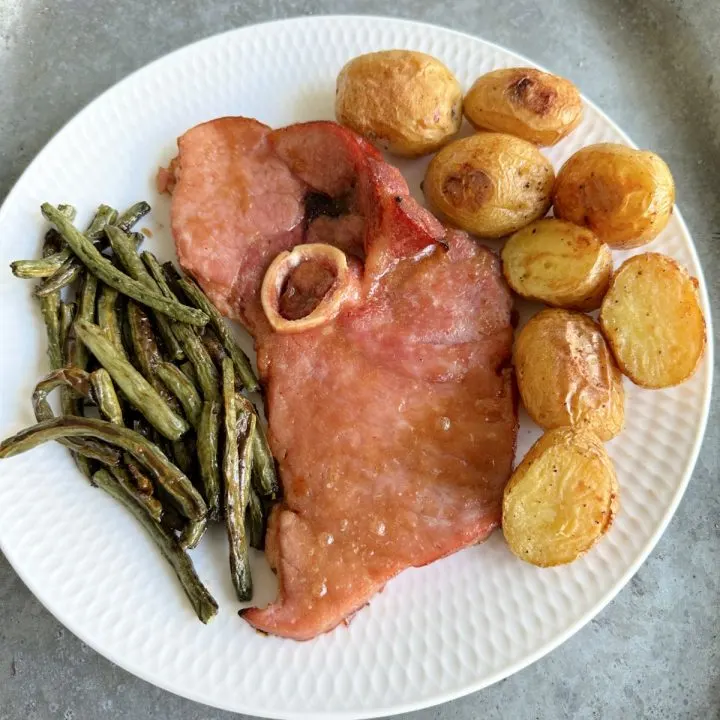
left=261, top=243, right=354, bottom=333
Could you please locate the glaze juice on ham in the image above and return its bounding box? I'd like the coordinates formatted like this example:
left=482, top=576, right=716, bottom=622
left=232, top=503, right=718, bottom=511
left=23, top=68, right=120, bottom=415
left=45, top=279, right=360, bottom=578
left=163, top=119, right=517, bottom=640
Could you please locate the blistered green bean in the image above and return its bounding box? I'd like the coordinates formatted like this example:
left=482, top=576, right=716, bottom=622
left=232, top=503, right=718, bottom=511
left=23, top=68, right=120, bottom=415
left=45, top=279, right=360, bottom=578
left=96, top=284, right=127, bottom=359
left=90, top=369, right=124, bottom=426
left=92, top=468, right=217, bottom=623
left=172, top=323, right=219, bottom=401
left=116, top=201, right=151, bottom=233
left=155, top=362, right=202, bottom=428
left=178, top=275, right=258, bottom=391
left=197, top=400, right=221, bottom=519
left=109, top=465, right=163, bottom=522
left=74, top=320, right=189, bottom=441
left=223, top=359, right=254, bottom=601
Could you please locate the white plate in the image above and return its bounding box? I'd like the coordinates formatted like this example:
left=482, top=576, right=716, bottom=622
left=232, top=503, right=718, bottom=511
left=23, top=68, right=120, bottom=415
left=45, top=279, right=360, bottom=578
left=0, top=15, right=713, bottom=720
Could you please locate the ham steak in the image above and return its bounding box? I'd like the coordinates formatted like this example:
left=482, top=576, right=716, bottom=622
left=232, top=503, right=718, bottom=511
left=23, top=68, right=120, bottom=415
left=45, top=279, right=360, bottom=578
left=164, top=119, right=517, bottom=640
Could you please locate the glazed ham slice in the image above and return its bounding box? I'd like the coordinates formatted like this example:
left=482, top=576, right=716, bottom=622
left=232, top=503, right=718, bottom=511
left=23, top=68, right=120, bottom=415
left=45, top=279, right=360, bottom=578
left=165, top=119, right=517, bottom=640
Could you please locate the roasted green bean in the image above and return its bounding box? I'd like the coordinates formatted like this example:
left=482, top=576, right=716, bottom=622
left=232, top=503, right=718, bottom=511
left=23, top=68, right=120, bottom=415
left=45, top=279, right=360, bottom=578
left=116, top=201, right=151, bottom=233
left=96, top=284, right=127, bottom=359
left=109, top=465, right=163, bottom=522
left=200, top=330, right=246, bottom=390
left=10, top=205, right=76, bottom=279
left=237, top=395, right=279, bottom=499
left=179, top=516, right=207, bottom=551
left=126, top=301, right=161, bottom=374
left=36, top=202, right=76, bottom=370
left=0, top=416, right=206, bottom=521
left=74, top=320, right=189, bottom=441
left=71, top=270, right=98, bottom=369
left=11, top=253, right=66, bottom=279
left=32, top=366, right=93, bottom=416
left=105, top=227, right=184, bottom=361
left=58, top=301, right=76, bottom=352
left=39, top=234, right=63, bottom=371
left=60, top=318, right=82, bottom=423
left=35, top=256, right=82, bottom=296
left=155, top=317, right=185, bottom=362
left=197, top=400, right=221, bottom=519
left=31, top=368, right=121, bottom=466
left=78, top=271, right=98, bottom=322
left=200, top=329, right=228, bottom=366
left=155, top=362, right=202, bottom=428
left=55, top=345, right=89, bottom=481
left=223, top=359, right=254, bottom=601
left=172, top=323, right=219, bottom=401
left=251, top=427, right=279, bottom=499
left=126, top=303, right=181, bottom=411
left=178, top=275, right=258, bottom=391
left=161, top=261, right=188, bottom=302
left=141, top=252, right=176, bottom=299
left=41, top=204, right=208, bottom=326
left=90, top=369, right=124, bottom=426
left=85, top=204, right=119, bottom=241
left=92, top=468, right=217, bottom=623
left=105, top=225, right=148, bottom=282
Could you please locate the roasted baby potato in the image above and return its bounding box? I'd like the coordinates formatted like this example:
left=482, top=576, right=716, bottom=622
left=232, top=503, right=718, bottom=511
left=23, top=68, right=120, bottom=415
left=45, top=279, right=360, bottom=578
left=464, top=67, right=583, bottom=146
left=335, top=50, right=462, bottom=157
left=502, top=427, right=619, bottom=567
left=514, top=309, right=624, bottom=440
left=599, top=253, right=706, bottom=388
left=502, top=219, right=612, bottom=310
left=553, top=143, right=675, bottom=249
left=423, top=133, right=555, bottom=238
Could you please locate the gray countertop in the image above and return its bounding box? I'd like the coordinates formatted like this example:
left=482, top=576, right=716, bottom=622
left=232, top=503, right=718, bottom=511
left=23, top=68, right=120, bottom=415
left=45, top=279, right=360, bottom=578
left=1, top=1, right=718, bottom=719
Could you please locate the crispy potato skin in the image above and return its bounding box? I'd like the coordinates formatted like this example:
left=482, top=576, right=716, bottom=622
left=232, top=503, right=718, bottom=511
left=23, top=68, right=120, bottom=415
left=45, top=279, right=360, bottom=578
left=423, top=133, right=555, bottom=238
left=335, top=50, right=462, bottom=157
left=514, top=309, right=625, bottom=440
left=599, top=253, right=706, bottom=388
left=552, top=143, right=675, bottom=249
left=464, top=68, right=583, bottom=146
left=502, top=218, right=612, bottom=310
left=502, top=427, right=619, bottom=567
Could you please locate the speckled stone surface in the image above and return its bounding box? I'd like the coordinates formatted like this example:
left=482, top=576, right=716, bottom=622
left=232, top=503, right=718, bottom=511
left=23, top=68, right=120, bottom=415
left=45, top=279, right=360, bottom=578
left=0, top=1, right=717, bottom=719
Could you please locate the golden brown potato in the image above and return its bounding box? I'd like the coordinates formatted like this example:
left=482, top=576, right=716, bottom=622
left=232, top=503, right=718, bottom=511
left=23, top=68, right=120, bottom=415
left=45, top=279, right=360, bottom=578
left=553, top=143, right=675, bottom=249
left=464, top=67, right=583, bottom=146
left=502, top=427, right=619, bottom=567
left=423, top=133, right=555, bottom=238
left=599, top=253, right=706, bottom=388
left=335, top=50, right=462, bottom=157
left=502, top=219, right=612, bottom=310
left=514, top=309, right=625, bottom=440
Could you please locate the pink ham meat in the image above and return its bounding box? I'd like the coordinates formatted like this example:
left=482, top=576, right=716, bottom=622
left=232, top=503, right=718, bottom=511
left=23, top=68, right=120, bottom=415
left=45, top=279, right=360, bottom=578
left=168, top=117, right=306, bottom=327
left=165, top=119, right=517, bottom=640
